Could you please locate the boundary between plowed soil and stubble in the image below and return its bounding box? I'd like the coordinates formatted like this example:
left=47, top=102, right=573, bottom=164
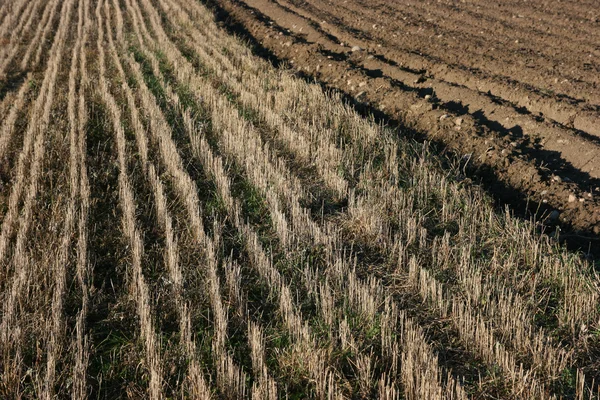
left=205, top=0, right=600, bottom=260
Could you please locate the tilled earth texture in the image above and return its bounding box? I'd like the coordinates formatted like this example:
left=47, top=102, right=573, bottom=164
left=212, top=0, right=600, bottom=245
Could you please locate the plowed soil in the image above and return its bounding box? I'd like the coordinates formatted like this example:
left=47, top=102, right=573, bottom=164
left=210, top=0, right=600, bottom=247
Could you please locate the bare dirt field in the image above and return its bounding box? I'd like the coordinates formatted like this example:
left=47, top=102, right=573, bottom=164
left=211, top=0, right=600, bottom=245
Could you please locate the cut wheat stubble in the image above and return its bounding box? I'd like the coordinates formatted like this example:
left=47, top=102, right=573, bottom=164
left=0, top=0, right=41, bottom=77
left=41, top=0, right=91, bottom=396
left=122, top=5, right=346, bottom=396
left=0, top=0, right=77, bottom=395
left=109, top=1, right=252, bottom=396
left=143, top=6, right=511, bottom=398
left=18, top=0, right=60, bottom=72
left=120, top=0, right=474, bottom=396
left=95, top=1, right=165, bottom=397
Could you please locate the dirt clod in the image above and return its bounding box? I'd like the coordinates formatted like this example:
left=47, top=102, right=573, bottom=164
left=548, top=210, right=560, bottom=221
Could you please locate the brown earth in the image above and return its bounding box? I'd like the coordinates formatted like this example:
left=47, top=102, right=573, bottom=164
left=208, top=0, right=600, bottom=250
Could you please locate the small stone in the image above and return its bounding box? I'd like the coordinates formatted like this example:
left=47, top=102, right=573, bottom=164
left=455, top=117, right=463, bottom=126
left=424, top=94, right=431, bottom=100
left=285, top=41, right=292, bottom=47
left=568, top=194, right=576, bottom=203
left=552, top=175, right=562, bottom=183
left=351, top=45, right=362, bottom=52
left=440, top=114, right=449, bottom=120
left=579, top=198, right=585, bottom=202
left=510, top=142, right=518, bottom=147
left=359, top=81, right=367, bottom=88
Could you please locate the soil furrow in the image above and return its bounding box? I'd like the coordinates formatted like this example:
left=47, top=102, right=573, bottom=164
left=289, top=0, right=600, bottom=108
left=356, top=0, right=600, bottom=85
left=275, top=0, right=600, bottom=136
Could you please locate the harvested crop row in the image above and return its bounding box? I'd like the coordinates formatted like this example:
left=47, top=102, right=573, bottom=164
left=70, top=1, right=92, bottom=396
left=0, top=0, right=78, bottom=395
left=123, top=2, right=392, bottom=396
left=19, top=0, right=61, bottom=71
left=120, top=0, right=399, bottom=395
left=0, top=0, right=41, bottom=77
left=103, top=0, right=242, bottom=395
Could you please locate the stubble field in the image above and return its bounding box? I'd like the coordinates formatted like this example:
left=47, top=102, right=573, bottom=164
left=0, top=0, right=599, bottom=398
